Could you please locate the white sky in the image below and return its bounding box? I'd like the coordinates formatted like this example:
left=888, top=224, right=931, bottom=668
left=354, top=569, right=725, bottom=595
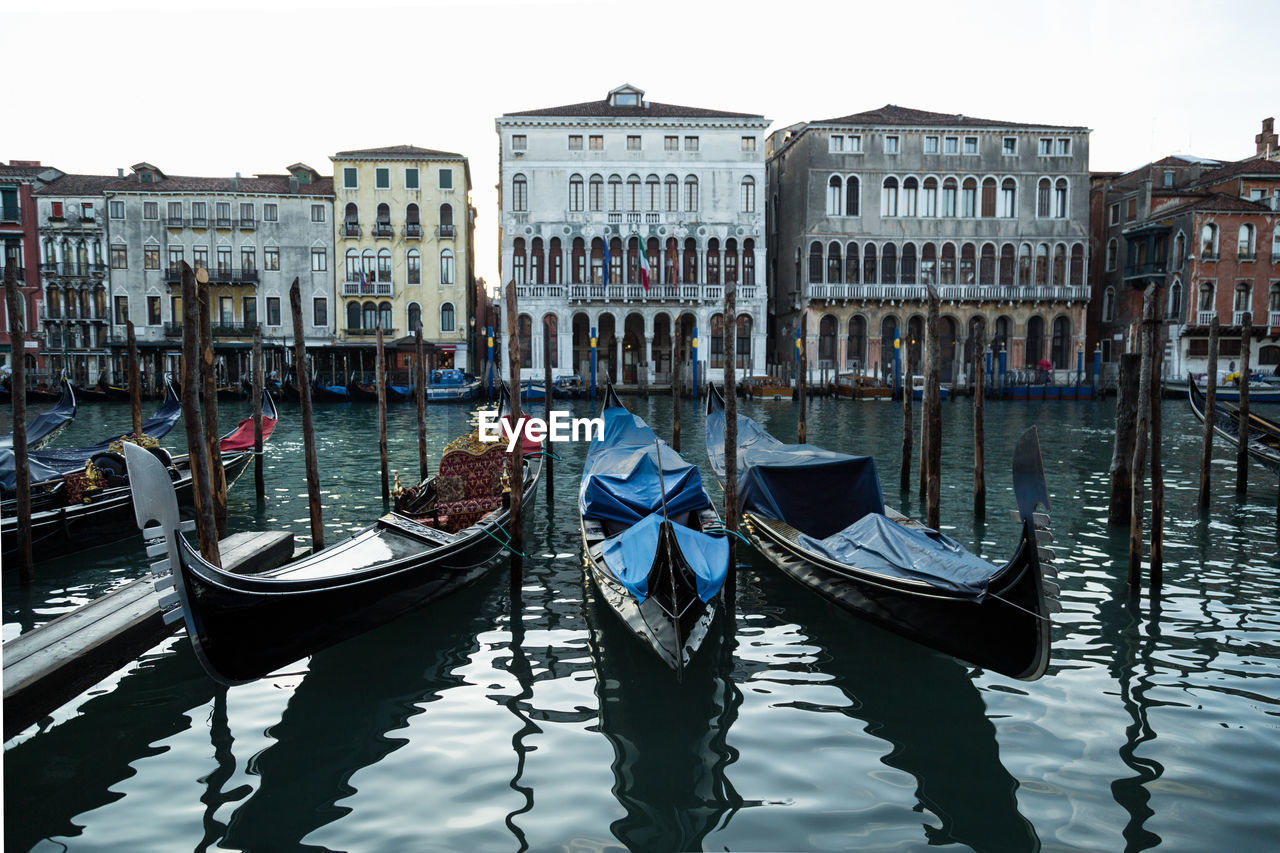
left=5, top=0, right=1277, bottom=292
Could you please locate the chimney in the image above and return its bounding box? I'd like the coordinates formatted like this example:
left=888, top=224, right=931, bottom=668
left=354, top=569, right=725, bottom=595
left=117, top=167, right=124, bottom=178
left=1256, top=117, right=1277, bottom=159
left=289, top=176, right=299, bottom=194
left=233, top=171, right=241, bottom=191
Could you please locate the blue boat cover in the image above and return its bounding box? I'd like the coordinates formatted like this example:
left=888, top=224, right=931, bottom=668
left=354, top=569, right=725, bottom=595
left=600, top=512, right=729, bottom=603
left=430, top=369, right=470, bottom=387
left=705, top=407, right=884, bottom=539
left=797, top=514, right=996, bottom=600
left=580, top=407, right=710, bottom=524
left=0, top=385, right=75, bottom=450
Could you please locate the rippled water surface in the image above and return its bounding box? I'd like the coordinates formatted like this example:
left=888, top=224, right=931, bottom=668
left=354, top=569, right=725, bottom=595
left=3, top=393, right=1279, bottom=851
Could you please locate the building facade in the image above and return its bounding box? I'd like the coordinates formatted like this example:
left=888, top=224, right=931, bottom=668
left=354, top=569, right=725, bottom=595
left=495, top=84, right=769, bottom=385
left=768, top=106, right=1091, bottom=385
left=2, top=161, right=62, bottom=379
left=331, top=146, right=474, bottom=372
left=100, top=162, right=335, bottom=385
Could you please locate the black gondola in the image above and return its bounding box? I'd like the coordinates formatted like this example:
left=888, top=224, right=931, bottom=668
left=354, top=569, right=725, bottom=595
left=579, top=383, right=729, bottom=672
left=1, top=378, right=75, bottom=451
left=311, top=380, right=351, bottom=403
left=705, top=383, right=1057, bottom=681
left=124, top=386, right=542, bottom=685
left=1, top=390, right=276, bottom=562
left=1188, top=373, right=1280, bottom=473
left=346, top=376, right=381, bottom=402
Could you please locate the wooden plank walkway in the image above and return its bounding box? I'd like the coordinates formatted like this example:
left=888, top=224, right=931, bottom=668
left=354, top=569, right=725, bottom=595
left=3, top=530, right=294, bottom=739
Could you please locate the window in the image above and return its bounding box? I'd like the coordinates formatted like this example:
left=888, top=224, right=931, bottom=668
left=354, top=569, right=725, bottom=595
left=1106, top=238, right=1118, bottom=271
left=192, top=202, right=206, bottom=225
left=921, top=177, right=937, bottom=217
left=608, top=175, right=622, bottom=210
left=441, top=302, right=455, bottom=332
left=569, top=135, right=584, bottom=150
left=1201, top=223, right=1218, bottom=257
left=847, top=134, right=862, bottom=153
left=266, top=297, right=280, bottom=326
left=1037, top=178, right=1051, bottom=217
left=143, top=202, right=158, bottom=220
left=1000, top=178, right=1017, bottom=217
left=311, top=204, right=325, bottom=222
left=264, top=246, right=280, bottom=270
left=659, top=135, right=676, bottom=151
left=1102, top=286, right=1116, bottom=322
left=1109, top=203, right=1120, bottom=226
left=684, top=176, right=698, bottom=210
left=1053, top=179, right=1068, bottom=218
left=343, top=167, right=357, bottom=189
left=961, top=178, right=977, bottom=217
left=110, top=200, right=124, bottom=219
left=944, top=136, right=958, bottom=154
left=924, top=136, right=939, bottom=154
left=627, top=135, right=641, bottom=151
left=216, top=202, right=231, bottom=226
left=1238, top=224, right=1256, bottom=259
left=845, top=176, right=860, bottom=217
left=407, top=302, right=421, bottom=333
left=1003, top=137, right=1018, bottom=156
left=589, top=135, right=603, bottom=150
left=942, top=178, right=957, bottom=217
left=646, top=175, right=660, bottom=210
left=685, top=136, right=699, bottom=151
left=167, top=246, right=184, bottom=270
left=439, top=168, right=453, bottom=190
left=372, top=167, right=389, bottom=190
left=407, top=248, right=421, bottom=284
left=311, top=247, right=326, bottom=271
left=964, top=136, right=978, bottom=154
left=110, top=245, right=127, bottom=268
left=808, top=241, right=823, bottom=283
left=569, top=175, right=584, bottom=211
left=193, top=246, right=208, bottom=270
left=830, top=134, right=844, bottom=152
left=1056, top=138, right=1071, bottom=156
left=146, top=296, right=161, bottom=326
left=882, top=178, right=898, bottom=217
left=884, top=135, right=900, bottom=154
left=627, top=175, right=641, bottom=211
left=902, top=177, right=918, bottom=217
left=144, top=246, right=159, bottom=269
left=981, top=178, right=996, bottom=218
left=589, top=175, right=604, bottom=211
left=827, top=176, right=843, bottom=216
left=440, top=249, right=454, bottom=284
left=512, top=134, right=527, bottom=150
left=1039, top=138, right=1053, bottom=156
left=405, top=168, right=419, bottom=190
left=240, top=202, right=254, bottom=223
left=1126, top=198, right=1136, bottom=220
left=740, top=176, right=755, bottom=213
left=512, top=174, right=528, bottom=211
left=314, top=297, right=327, bottom=327
left=216, top=245, right=232, bottom=273
left=741, top=136, right=756, bottom=152
left=664, top=175, right=678, bottom=210
left=114, top=295, right=128, bottom=324
left=263, top=203, right=278, bottom=221
left=167, top=201, right=182, bottom=221
left=242, top=296, right=256, bottom=328
left=1162, top=170, right=1175, bottom=187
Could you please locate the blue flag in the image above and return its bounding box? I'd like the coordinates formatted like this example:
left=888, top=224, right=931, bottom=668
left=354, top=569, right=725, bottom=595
left=602, top=238, right=611, bottom=285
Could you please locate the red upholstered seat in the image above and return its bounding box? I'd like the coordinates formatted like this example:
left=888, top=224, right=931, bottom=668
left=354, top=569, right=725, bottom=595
left=434, top=442, right=508, bottom=533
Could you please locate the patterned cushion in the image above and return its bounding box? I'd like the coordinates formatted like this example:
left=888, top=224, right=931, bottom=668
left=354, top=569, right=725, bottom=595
left=435, top=442, right=509, bottom=532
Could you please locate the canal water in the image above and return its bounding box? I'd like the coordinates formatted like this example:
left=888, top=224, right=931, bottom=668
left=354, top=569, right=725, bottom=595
left=3, top=393, right=1279, bottom=851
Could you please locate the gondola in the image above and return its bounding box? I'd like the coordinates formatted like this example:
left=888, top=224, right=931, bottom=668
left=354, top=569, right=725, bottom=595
left=1188, top=374, right=1280, bottom=473
left=386, top=382, right=413, bottom=402
left=311, top=380, right=351, bottom=403
left=1, top=378, right=75, bottom=451
left=346, top=376, right=381, bottom=402
left=72, top=382, right=110, bottom=404
left=705, top=383, right=1057, bottom=681
left=579, top=383, right=729, bottom=672
left=1, top=390, right=277, bottom=562
left=123, top=385, right=541, bottom=685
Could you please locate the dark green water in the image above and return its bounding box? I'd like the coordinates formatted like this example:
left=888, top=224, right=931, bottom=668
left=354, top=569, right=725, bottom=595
left=3, top=395, right=1279, bottom=851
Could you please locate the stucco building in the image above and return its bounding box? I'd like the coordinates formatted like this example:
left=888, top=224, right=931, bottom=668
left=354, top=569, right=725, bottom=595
left=2, top=161, right=62, bottom=379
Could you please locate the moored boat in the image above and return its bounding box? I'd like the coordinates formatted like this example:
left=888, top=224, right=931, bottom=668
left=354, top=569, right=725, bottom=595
left=743, top=375, right=791, bottom=400
left=705, top=383, right=1057, bottom=681
left=830, top=372, right=893, bottom=400
left=1, top=379, right=75, bottom=451
left=426, top=368, right=481, bottom=402
left=1187, top=374, right=1280, bottom=473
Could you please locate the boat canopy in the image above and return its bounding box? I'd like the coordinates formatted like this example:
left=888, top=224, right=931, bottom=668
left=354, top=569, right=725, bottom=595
left=600, top=513, right=728, bottom=604
left=580, top=407, right=708, bottom=525
left=0, top=380, right=75, bottom=450
left=430, top=369, right=470, bottom=386
left=706, top=407, right=884, bottom=539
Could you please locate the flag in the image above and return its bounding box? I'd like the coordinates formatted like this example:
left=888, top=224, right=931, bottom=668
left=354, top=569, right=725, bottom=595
left=359, top=269, right=368, bottom=291
left=602, top=238, right=611, bottom=285
left=637, top=241, right=650, bottom=291
left=668, top=239, right=679, bottom=285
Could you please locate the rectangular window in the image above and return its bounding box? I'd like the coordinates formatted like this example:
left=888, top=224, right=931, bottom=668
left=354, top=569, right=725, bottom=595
left=170, top=295, right=181, bottom=324
left=110, top=245, right=127, bottom=269
left=219, top=296, right=233, bottom=326
left=964, top=136, right=978, bottom=154
left=193, top=246, right=208, bottom=270
left=343, top=167, right=357, bottom=188
left=1109, top=203, right=1120, bottom=225
left=191, top=202, right=206, bottom=225
left=1003, top=137, right=1018, bottom=156
left=239, top=202, right=254, bottom=223
left=80, top=202, right=94, bottom=220
left=114, top=295, right=128, bottom=324
left=148, top=295, right=161, bottom=326
left=241, top=246, right=256, bottom=271
left=375, top=167, right=390, bottom=190
left=110, top=200, right=124, bottom=219
left=311, top=247, right=327, bottom=271
left=438, top=168, right=453, bottom=189
left=589, top=135, right=603, bottom=150
left=144, top=246, right=159, bottom=269
left=884, top=135, right=899, bottom=154
left=944, top=136, right=958, bottom=154
left=311, top=204, right=325, bottom=222
left=664, top=135, right=678, bottom=151
left=684, top=136, right=699, bottom=151
left=313, top=297, right=327, bottom=327
left=847, top=134, right=862, bottom=153
left=830, top=134, right=844, bottom=152
left=167, top=246, right=184, bottom=270
left=1126, top=198, right=1136, bottom=220
left=627, top=135, right=641, bottom=151
left=167, top=201, right=182, bottom=222
left=512, top=134, right=527, bottom=150
left=405, top=168, right=419, bottom=190
left=1056, top=138, right=1071, bottom=156
left=962, top=185, right=976, bottom=218
left=217, top=245, right=232, bottom=273
left=1039, top=137, right=1053, bottom=156
left=924, top=135, right=939, bottom=154
left=741, top=136, right=757, bottom=152
left=263, top=203, right=278, bottom=221
left=568, top=135, right=584, bottom=150
left=216, top=202, right=230, bottom=226
left=143, top=202, right=158, bottom=220
left=243, top=296, right=257, bottom=329
left=264, top=247, right=279, bottom=270
left=266, top=296, right=281, bottom=326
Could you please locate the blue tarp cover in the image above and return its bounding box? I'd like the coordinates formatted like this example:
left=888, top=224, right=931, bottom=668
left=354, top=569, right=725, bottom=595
left=0, top=383, right=75, bottom=450
left=580, top=407, right=710, bottom=525
left=705, top=407, right=884, bottom=539
left=797, top=513, right=997, bottom=600
left=600, top=512, right=729, bottom=603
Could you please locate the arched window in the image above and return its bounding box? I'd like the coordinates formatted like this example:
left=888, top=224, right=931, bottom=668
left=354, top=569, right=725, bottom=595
left=736, top=315, right=751, bottom=369
left=542, top=314, right=559, bottom=368
left=1101, top=286, right=1116, bottom=322
left=827, top=241, right=842, bottom=283
left=344, top=202, right=359, bottom=224
left=378, top=301, right=393, bottom=332
left=345, top=248, right=360, bottom=282
left=362, top=300, right=377, bottom=330
left=531, top=237, right=544, bottom=284
left=1035, top=243, right=1050, bottom=286
left=1199, top=281, right=1216, bottom=318
left=961, top=177, right=977, bottom=217
left=652, top=237, right=667, bottom=283
left=994, top=316, right=1011, bottom=351
left=1234, top=281, right=1252, bottom=321
left=1026, top=316, right=1044, bottom=366
left=513, top=237, right=527, bottom=285
left=881, top=315, right=899, bottom=360
left=920, top=243, right=936, bottom=284
left=589, top=175, right=604, bottom=211
left=1000, top=178, right=1017, bottom=217
left=981, top=177, right=997, bottom=217
left=609, top=236, right=624, bottom=283
left=1173, top=231, right=1185, bottom=270
left=1036, top=178, right=1051, bottom=218
left=900, top=243, right=917, bottom=284
left=377, top=248, right=391, bottom=282
left=818, top=314, right=837, bottom=363
left=646, top=175, right=660, bottom=211
left=921, top=177, right=937, bottom=217
left=346, top=300, right=360, bottom=331
left=572, top=237, right=586, bottom=284
left=1168, top=280, right=1183, bottom=321
left=608, top=175, right=623, bottom=211
left=569, top=175, right=584, bottom=212
left=740, top=176, right=755, bottom=213
left=1273, top=226, right=1280, bottom=262
left=1052, top=244, right=1067, bottom=285
left=407, top=248, right=421, bottom=284
left=706, top=237, right=720, bottom=285
left=1106, top=238, right=1118, bottom=271
left=1201, top=223, right=1217, bottom=258
left=1018, top=243, right=1033, bottom=286
left=1051, top=316, right=1070, bottom=369
left=809, top=241, right=823, bottom=283
left=845, top=176, right=860, bottom=216
left=684, top=176, right=699, bottom=211
left=440, top=249, right=454, bottom=285
left=942, top=177, right=958, bottom=216
left=979, top=244, right=996, bottom=285
left=407, top=301, right=421, bottom=332
left=550, top=237, right=563, bottom=284
left=863, top=242, right=877, bottom=284
left=959, top=243, right=976, bottom=284
left=882, top=243, right=898, bottom=285
left=518, top=314, right=532, bottom=366
left=625, top=175, right=640, bottom=211
left=1238, top=224, right=1256, bottom=259
left=827, top=176, right=843, bottom=216
left=743, top=238, right=756, bottom=285
left=847, top=315, right=866, bottom=368
left=999, top=244, right=1015, bottom=285
left=664, top=237, right=678, bottom=284
left=439, top=203, right=453, bottom=236
left=376, top=203, right=391, bottom=235
left=1053, top=178, right=1069, bottom=218
left=1070, top=244, right=1084, bottom=286
left=405, top=203, right=421, bottom=238
left=940, top=243, right=956, bottom=285
left=846, top=242, right=860, bottom=284
left=664, top=175, right=679, bottom=211
left=362, top=248, right=375, bottom=278
left=440, top=302, right=455, bottom=332
left=882, top=177, right=899, bottom=217
left=902, top=177, right=918, bottom=217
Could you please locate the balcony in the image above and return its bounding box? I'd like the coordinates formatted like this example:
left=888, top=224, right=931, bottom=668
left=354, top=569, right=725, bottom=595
left=405, top=223, right=422, bottom=240
left=437, top=224, right=455, bottom=239
left=344, top=222, right=361, bottom=237
left=208, top=267, right=259, bottom=283
left=211, top=322, right=258, bottom=337
left=341, top=279, right=394, bottom=297
left=0, top=265, right=25, bottom=280
left=372, top=223, right=393, bottom=239
left=645, top=213, right=660, bottom=224
left=164, top=217, right=186, bottom=229
left=1233, top=310, right=1254, bottom=326
left=40, top=262, right=108, bottom=278
left=345, top=327, right=396, bottom=337
left=236, top=218, right=256, bottom=231
left=607, top=213, right=622, bottom=224
left=534, top=282, right=762, bottom=304
left=214, top=217, right=233, bottom=229
left=164, top=323, right=183, bottom=337
left=1197, top=310, right=1216, bottom=325
left=1123, top=261, right=1166, bottom=280
left=1270, top=310, right=1280, bottom=327
left=804, top=283, right=1092, bottom=304
left=191, top=217, right=208, bottom=229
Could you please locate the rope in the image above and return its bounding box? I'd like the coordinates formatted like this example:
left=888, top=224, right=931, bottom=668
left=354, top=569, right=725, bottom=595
left=988, top=591, right=1052, bottom=622
left=480, top=523, right=526, bottom=558
left=527, top=450, right=562, bottom=461
left=703, top=526, right=752, bottom=546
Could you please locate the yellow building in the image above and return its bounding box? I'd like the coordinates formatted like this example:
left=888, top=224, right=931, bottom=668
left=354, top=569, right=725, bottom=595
left=331, top=146, right=474, bottom=370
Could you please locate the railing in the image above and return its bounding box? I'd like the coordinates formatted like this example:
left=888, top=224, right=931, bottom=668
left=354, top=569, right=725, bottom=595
left=1233, top=311, right=1252, bottom=325
left=341, top=280, right=395, bottom=297
left=645, top=213, right=660, bottom=224
left=1238, top=252, right=1255, bottom=262
left=236, top=219, right=256, bottom=230
left=345, top=327, right=396, bottom=336
left=40, top=262, right=106, bottom=277
left=191, top=217, right=208, bottom=228
left=549, top=282, right=762, bottom=303
left=1270, top=310, right=1280, bottom=326
left=211, top=322, right=258, bottom=336
left=0, top=265, right=25, bottom=279
left=1123, top=261, right=1166, bottom=278
left=372, top=223, right=393, bottom=238
left=437, top=224, right=455, bottom=239
left=164, top=323, right=183, bottom=337
left=207, top=268, right=259, bottom=283
left=607, top=213, right=622, bottom=224
left=164, top=217, right=186, bottom=229
left=1201, top=251, right=1218, bottom=261
left=805, top=283, right=1091, bottom=303
left=626, top=212, right=641, bottom=224
left=405, top=223, right=422, bottom=239
left=1197, top=310, right=1216, bottom=325
left=344, top=222, right=360, bottom=237
left=215, top=217, right=232, bottom=228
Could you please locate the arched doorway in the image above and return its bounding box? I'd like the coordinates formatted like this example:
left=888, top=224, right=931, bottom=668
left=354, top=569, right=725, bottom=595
left=940, top=316, right=957, bottom=384
left=572, top=312, right=591, bottom=378
left=652, top=312, right=672, bottom=384
left=623, top=313, right=644, bottom=384
left=597, top=313, right=617, bottom=382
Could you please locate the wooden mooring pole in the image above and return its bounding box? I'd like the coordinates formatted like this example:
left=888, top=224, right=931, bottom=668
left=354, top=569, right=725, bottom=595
left=1236, top=312, right=1252, bottom=496
left=1150, top=315, right=1165, bottom=588
left=973, top=329, right=986, bottom=518
left=289, top=278, right=324, bottom=551
left=198, top=275, right=226, bottom=537
left=126, top=321, right=142, bottom=438
left=5, top=263, right=33, bottom=581
left=181, top=264, right=219, bottom=565
left=724, top=280, right=739, bottom=591
left=1129, top=285, right=1157, bottom=586
left=1109, top=352, right=1142, bottom=524
left=377, top=324, right=389, bottom=503
left=252, top=325, right=264, bottom=503
left=415, top=329, right=428, bottom=481
left=798, top=314, right=807, bottom=444
left=543, top=317, right=554, bottom=504
left=505, top=282, right=524, bottom=581
left=672, top=360, right=681, bottom=452
left=925, top=287, right=942, bottom=531
left=1198, top=317, right=1220, bottom=508
left=901, top=338, right=913, bottom=494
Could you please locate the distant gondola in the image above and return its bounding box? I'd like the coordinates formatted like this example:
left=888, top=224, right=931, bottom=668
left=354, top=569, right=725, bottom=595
left=346, top=377, right=381, bottom=402
left=705, top=383, right=1057, bottom=681
left=386, top=382, right=413, bottom=402
left=1188, top=373, right=1280, bottom=473
left=0, top=379, right=75, bottom=451
left=579, top=383, right=729, bottom=672
left=124, top=384, right=541, bottom=684
left=311, top=380, right=351, bottom=403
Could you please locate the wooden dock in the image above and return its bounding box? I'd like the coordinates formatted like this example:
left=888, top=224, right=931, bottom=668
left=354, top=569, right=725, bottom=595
left=3, top=530, right=294, bottom=739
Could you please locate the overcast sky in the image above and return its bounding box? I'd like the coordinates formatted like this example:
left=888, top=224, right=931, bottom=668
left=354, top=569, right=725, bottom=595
left=6, top=0, right=1276, bottom=291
